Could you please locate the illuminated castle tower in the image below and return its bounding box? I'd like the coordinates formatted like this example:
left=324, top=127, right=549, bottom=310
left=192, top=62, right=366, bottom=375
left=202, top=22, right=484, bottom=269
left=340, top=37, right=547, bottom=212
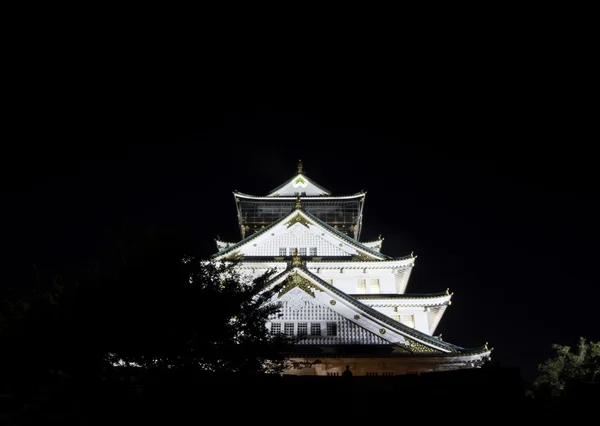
left=212, top=161, right=492, bottom=376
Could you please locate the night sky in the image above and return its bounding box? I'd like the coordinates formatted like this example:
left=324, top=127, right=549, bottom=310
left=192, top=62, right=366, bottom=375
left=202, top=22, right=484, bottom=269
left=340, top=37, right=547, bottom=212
left=2, top=38, right=597, bottom=384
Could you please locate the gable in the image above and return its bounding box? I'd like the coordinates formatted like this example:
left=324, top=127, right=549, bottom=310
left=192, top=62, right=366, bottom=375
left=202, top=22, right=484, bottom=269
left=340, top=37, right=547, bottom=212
left=270, top=273, right=394, bottom=345
left=273, top=287, right=391, bottom=345
left=267, top=173, right=330, bottom=197
left=267, top=270, right=452, bottom=354
left=213, top=208, right=388, bottom=261
left=243, top=222, right=351, bottom=257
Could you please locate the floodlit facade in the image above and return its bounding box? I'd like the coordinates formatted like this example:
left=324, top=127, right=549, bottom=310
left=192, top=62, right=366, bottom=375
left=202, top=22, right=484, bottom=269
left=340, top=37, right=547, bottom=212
left=212, top=161, right=492, bottom=376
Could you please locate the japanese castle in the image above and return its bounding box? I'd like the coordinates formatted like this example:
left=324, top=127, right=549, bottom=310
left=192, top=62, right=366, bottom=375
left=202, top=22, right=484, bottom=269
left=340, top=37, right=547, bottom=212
left=211, top=161, right=492, bottom=376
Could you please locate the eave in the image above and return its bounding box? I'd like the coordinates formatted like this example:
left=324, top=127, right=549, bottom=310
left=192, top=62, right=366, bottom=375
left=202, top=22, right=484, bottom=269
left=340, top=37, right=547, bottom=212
left=284, top=344, right=492, bottom=360
left=212, top=207, right=392, bottom=261
left=353, top=292, right=452, bottom=305
left=267, top=265, right=483, bottom=355
left=233, top=192, right=366, bottom=201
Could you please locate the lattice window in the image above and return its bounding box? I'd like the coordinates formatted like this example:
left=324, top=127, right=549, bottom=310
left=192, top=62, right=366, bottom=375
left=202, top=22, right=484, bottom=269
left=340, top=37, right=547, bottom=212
left=299, top=247, right=307, bottom=256
left=369, top=279, right=380, bottom=293
left=279, top=247, right=287, bottom=256
left=326, top=322, right=337, bottom=336
left=284, top=323, right=295, bottom=336
left=356, top=279, right=366, bottom=294
left=298, top=323, right=308, bottom=336
left=401, top=314, right=415, bottom=328
left=271, top=300, right=392, bottom=345
left=310, top=322, right=321, bottom=336
left=392, top=314, right=415, bottom=328
left=309, top=247, right=317, bottom=256
left=271, top=323, right=281, bottom=335
left=254, top=228, right=348, bottom=257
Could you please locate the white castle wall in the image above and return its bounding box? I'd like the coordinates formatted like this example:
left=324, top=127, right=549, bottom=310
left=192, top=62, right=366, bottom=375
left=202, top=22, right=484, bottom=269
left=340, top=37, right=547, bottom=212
left=268, top=287, right=389, bottom=345
left=312, top=268, right=397, bottom=294
left=244, top=223, right=348, bottom=257
left=236, top=264, right=432, bottom=334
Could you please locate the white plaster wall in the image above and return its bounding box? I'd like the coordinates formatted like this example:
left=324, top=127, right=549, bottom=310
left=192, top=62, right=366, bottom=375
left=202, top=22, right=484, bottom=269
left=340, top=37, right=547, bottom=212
left=237, top=265, right=401, bottom=296
left=413, top=311, right=430, bottom=333
left=367, top=306, right=430, bottom=335
left=242, top=222, right=356, bottom=257
left=310, top=268, right=397, bottom=294
left=234, top=265, right=436, bottom=336
left=268, top=288, right=390, bottom=345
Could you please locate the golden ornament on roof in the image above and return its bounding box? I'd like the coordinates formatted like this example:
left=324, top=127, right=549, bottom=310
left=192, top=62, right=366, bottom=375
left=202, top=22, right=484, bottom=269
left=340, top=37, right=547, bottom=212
left=292, top=248, right=302, bottom=266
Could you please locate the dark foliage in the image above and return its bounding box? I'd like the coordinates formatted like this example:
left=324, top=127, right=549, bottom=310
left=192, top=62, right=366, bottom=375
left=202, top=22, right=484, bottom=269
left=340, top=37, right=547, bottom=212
left=532, top=337, right=600, bottom=402
left=0, top=225, right=296, bottom=399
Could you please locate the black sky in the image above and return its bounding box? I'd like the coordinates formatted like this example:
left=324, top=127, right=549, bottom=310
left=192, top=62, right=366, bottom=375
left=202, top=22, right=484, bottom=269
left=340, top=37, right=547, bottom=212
left=2, top=22, right=597, bottom=383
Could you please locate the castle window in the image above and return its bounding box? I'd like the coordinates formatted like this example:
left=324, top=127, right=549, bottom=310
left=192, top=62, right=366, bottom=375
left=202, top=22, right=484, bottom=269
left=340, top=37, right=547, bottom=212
left=356, top=279, right=366, bottom=294
left=392, top=314, right=415, bottom=328
left=279, top=247, right=287, bottom=256
left=271, top=323, right=281, bottom=335
left=298, top=323, right=308, bottom=336
left=299, top=247, right=307, bottom=256
left=309, top=247, right=317, bottom=256
left=401, top=314, right=415, bottom=328
left=369, top=279, right=380, bottom=293
left=310, top=323, right=321, bottom=336
left=284, top=323, right=295, bottom=336
left=326, top=322, right=337, bottom=336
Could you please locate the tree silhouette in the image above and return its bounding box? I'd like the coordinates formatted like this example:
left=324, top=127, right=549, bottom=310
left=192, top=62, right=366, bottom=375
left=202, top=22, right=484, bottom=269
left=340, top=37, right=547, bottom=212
left=0, top=264, right=86, bottom=395
left=0, top=225, right=296, bottom=397
left=81, top=225, right=296, bottom=374
left=533, top=336, right=600, bottom=401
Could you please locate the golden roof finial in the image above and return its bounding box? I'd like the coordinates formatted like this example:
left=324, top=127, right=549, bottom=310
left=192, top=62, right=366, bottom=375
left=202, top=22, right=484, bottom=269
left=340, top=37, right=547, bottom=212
left=292, top=248, right=302, bottom=266
left=295, top=196, right=302, bottom=209
left=297, top=159, right=303, bottom=174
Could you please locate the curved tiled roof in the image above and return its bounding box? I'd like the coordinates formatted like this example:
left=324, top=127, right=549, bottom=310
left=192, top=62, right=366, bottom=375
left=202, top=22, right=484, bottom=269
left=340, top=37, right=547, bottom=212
left=233, top=191, right=366, bottom=201
left=269, top=264, right=488, bottom=355
left=353, top=292, right=451, bottom=300
left=284, top=345, right=492, bottom=359
left=221, top=256, right=415, bottom=266
left=212, top=207, right=393, bottom=261
left=211, top=214, right=286, bottom=258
